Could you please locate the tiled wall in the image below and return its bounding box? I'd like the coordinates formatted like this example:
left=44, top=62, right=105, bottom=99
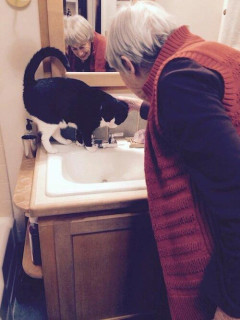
left=106, top=93, right=147, bottom=138
left=0, top=126, right=13, bottom=218
left=94, top=110, right=147, bottom=141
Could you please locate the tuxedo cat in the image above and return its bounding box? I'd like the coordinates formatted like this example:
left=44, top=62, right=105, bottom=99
left=23, top=47, right=129, bottom=153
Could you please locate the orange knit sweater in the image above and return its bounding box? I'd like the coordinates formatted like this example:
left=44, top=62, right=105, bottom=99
left=143, top=26, right=240, bottom=320
left=90, top=32, right=107, bottom=72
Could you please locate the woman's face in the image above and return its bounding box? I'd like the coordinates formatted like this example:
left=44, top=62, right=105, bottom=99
left=71, top=41, right=91, bottom=62
left=119, top=70, right=149, bottom=102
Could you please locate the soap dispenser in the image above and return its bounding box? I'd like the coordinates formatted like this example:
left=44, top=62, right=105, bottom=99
left=21, top=119, right=38, bottom=158
left=26, top=118, right=33, bottom=133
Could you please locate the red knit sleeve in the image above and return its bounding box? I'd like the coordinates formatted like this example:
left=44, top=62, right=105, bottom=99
left=90, top=32, right=107, bottom=72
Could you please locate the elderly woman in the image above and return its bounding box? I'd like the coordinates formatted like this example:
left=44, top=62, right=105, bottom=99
left=64, top=15, right=109, bottom=72
left=106, top=2, right=240, bottom=320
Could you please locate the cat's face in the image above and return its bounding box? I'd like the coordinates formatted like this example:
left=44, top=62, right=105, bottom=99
left=100, top=99, right=129, bottom=128
left=100, top=118, right=118, bottom=128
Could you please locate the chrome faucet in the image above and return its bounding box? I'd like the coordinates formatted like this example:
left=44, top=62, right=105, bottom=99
left=108, top=132, right=123, bottom=144
left=108, top=133, right=117, bottom=144
left=95, top=132, right=124, bottom=148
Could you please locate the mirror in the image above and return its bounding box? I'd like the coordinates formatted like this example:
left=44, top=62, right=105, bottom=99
left=38, top=0, right=134, bottom=90
left=62, top=1, right=136, bottom=73
left=63, top=1, right=114, bottom=72
left=63, top=0, right=134, bottom=36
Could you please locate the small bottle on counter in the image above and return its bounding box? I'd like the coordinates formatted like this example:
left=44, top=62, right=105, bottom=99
left=21, top=119, right=38, bottom=158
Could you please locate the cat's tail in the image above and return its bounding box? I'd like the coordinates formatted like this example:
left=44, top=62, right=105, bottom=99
left=23, top=46, right=70, bottom=86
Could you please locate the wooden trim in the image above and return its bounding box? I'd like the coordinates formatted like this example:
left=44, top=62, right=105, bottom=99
left=37, top=0, right=51, bottom=76
left=47, top=0, right=65, bottom=51
left=37, top=0, right=49, bottom=48
left=47, top=0, right=65, bottom=76
left=70, top=212, right=147, bottom=235
left=39, top=220, right=61, bottom=320
left=54, top=221, right=76, bottom=319
left=66, top=72, right=124, bottom=87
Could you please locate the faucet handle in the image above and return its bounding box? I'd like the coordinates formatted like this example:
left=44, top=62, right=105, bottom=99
left=111, top=132, right=124, bottom=138
left=108, top=132, right=124, bottom=144
left=109, top=132, right=123, bottom=142
left=108, top=134, right=115, bottom=144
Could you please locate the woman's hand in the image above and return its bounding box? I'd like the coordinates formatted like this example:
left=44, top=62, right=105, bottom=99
left=213, top=307, right=240, bottom=320
left=117, top=96, right=143, bottom=112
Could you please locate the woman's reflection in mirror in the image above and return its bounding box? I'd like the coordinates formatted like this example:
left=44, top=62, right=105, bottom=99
left=64, top=14, right=114, bottom=72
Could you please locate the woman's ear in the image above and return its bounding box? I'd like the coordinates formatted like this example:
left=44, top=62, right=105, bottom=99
left=121, top=56, right=136, bottom=74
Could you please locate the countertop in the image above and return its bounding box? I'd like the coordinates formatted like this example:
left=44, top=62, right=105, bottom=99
left=13, top=143, right=148, bottom=218
left=13, top=156, right=35, bottom=214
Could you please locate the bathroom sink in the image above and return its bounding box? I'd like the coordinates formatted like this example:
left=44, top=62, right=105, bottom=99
left=46, top=141, right=146, bottom=197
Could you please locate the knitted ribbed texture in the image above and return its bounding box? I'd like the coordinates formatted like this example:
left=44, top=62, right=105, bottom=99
left=90, top=32, right=107, bottom=72
left=143, top=26, right=240, bottom=320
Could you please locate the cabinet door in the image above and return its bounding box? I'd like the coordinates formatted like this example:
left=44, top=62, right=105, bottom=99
left=40, top=212, right=165, bottom=320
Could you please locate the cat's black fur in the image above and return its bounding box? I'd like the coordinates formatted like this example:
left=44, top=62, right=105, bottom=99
left=23, top=47, right=129, bottom=153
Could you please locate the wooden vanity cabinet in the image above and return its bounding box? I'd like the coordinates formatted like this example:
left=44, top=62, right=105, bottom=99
left=38, top=209, right=165, bottom=320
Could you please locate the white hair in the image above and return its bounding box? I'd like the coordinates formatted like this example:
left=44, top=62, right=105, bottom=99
left=64, top=15, right=94, bottom=46
left=106, top=1, right=177, bottom=73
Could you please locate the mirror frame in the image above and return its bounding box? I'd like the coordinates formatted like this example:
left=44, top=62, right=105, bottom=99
left=37, top=0, right=126, bottom=91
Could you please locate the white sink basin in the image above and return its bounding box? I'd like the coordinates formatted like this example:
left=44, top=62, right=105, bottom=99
left=46, top=141, right=146, bottom=197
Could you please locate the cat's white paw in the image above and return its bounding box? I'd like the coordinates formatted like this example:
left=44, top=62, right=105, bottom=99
left=61, top=139, right=72, bottom=145
left=85, top=145, right=98, bottom=152
left=76, top=141, right=84, bottom=147
left=45, top=147, right=58, bottom=154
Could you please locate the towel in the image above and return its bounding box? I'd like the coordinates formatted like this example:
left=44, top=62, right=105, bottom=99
left=218, top=0, right=240, bottom=50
